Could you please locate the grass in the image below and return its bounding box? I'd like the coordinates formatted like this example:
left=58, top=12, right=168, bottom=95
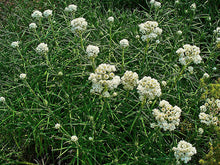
left=0, top=0, right=220, bottom=164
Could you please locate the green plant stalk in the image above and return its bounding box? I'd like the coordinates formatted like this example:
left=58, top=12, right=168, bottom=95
left=17, top=48, right=27, bottom=72
left=80, top=33, right=84, bottom=51
left=49, top=17, right=59, bottom=48
left=34, top=28, right=40, bottom=41
left=122, top=48, right=125, bottom=70
left=173, top=63, right=189, bottom=87
left=91, top=57, right=96, bottom=71
left=143, top=39, right=150, bottom=68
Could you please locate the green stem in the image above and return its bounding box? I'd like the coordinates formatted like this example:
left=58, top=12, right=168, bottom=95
left=91, top=57, right=96, bottom=71
left=122, top=48, right=125, bottom=70
left=34, top=29, right=40, bottom=41
left=17, top=48, right=27, bottom=73
left=80, top=33, right=84, bottom=51
left=143, top=39, right=150, bottom=68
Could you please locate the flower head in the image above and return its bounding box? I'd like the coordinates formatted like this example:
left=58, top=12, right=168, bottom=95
left=55, top=123, right=61, bottom=129
left=120, top=39, right=129, bottom=48
left=173, top=140, right=197, bottom=163
left=190, top=3, right=196, bottom=10
left=11, top=41, right=19, bottom=48
left=86, top=45, right=99, bottom=59
left=29, top=23, right=37, bottom=29
left=71, top=135, right=78, bottom=142
left=121, top=71, right=139, bottom=90
left=70, top=17, right=88, bottom=34
left=31, top=10, right=43, bottom=19
left=137, top=76, right=161, bottom=101
left=43, top=9, right=52, bottom=18
left=36, top=43, right=49, bottom=54
left=107, top=16, right=114, bottom=23
left=0, top=97, right=5, bottom=102
left=65, top=4, right=77, bottom=12
left=20, top=73, right=27, bottom=80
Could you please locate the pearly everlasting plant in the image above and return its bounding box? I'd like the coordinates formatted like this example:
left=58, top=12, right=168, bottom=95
left=36, top=43, right=49, bottom=54
left=88, top=64, right=120, bottom=97
left=0, top=97, right=5, bottom=102
left=86, top=45, right=99, bottom=59
left=65, top=4, right=77, bottom=12
left=173, top=140, right=197, bottom=163
left=29, top=23, right=37, bottom=29
left=107, top=16, right=114, bottom=23
left=121, top=71, right=139, bottom=90
left=70, top=17, right=88, bottom=34
left=176, top=44, right=202, bottom=65
left=19, top=73, right=26, bottom=80
left=139, top=21, right=162, bottom=42
left=199, top=98, right=219, bottom=126
left=31, top=10, right=43, bottom=19
left=43, top=9, right=53, bottom=18
left=137, top=76, right=161, bottom=102
left=151, top=100, right=182, bottom=131
left=120, top=39, right=129, bottom=48
left=11, top=41, right=19, bottom=48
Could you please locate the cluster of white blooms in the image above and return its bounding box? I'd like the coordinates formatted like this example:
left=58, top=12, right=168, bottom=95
left=216, top=38, right=220, bottom=48
left=214, top=27, right=220, bottom=35
left=31, top=10, right=43, bottom=19
left=107, top=16, right=114, bottom=23
left=173, top=140, right=197, bottom=164
left=176, top=44, right=202, bottom=65
left=36, top=43, right=49, bottom=54
left=177, top=30, right=182, bottom=35
left=121, top=71, right=139, bottom=90
left=55, top=123, right=61, bottom=129
left=71, top=135, right=78, bottom=142
left=11, top=41, right=19, bottom=48
left=86, top=45, right=99, bottom=59
left=214, top=27, right=220, bottom=48
left=88, top=64, right=120, bottom=97
left=65, top=4, right=77, bottom=12
left=199, top=98, right=219, bottom=126
left=202, top=73, right=209, bottom=79
left=161, top=81, right=167, bottom=87
left=19, top=73, right=26, bottom=80
left=151, top=100, right=182, bottom=131
left=120, top=39, right=129, bottom=48
left=198, top=128, right=204, bottom=134
left=70, top=17, right=88, bottom=34
left=139, top=21, right=162, bottom=41
left=0, top=97, right=5, bottom=102
left=150, top=0, right=161, bottom=8
left=137, top=76, right=161, bottom=101
left=190, top=3, right=196, bottom=10
left=29, top=23, right=37, bottom=29
left=43, top=9, right=52, bottom=18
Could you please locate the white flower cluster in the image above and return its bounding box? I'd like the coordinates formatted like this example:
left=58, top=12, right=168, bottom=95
left=36, top=43, right=49, bottom=54
left=29, top=23, right=37, bottom=29
left=214, top=27, right=220, bottom=35
left=107, top=16, right=114, bottom=23
left=151, top=100, right=182, bottom=131
left=0, top=97, right=5, bottom=102
left=11, top=41, right=19, bottom=48
left=139, top=21, right=162, bottom=41
left=55, top=123, right=61, bottom=129
left=199, top=98, right=219, bottom=126
left=173, top=140, right=197, bottom=164
left=214, top=27, right=220, bottom=48
left=20, top=73, right=26, bottom=80
left=70, top=17, right=88, bottom=34
left=88, top=64, right=120, bottom=97
left=137, top=76, right=161, bottom=101
left=150, top=0, right=161, bottom=8
left=43, top=9, right=52, bottom=18
left=120, top=39, right=129, bottom=48
left=71, top=135, right=78, bottom=142
left=31, top=10, right=43, bottom=19
left=121, top=71, right=139, bottom=90
left=86, top=45, right=100, bottom=59
left=190, top=3, right=196, bottom=10
left=176, top=44, right=202, bottom=65
left=65, top=4, right=77, bottom=12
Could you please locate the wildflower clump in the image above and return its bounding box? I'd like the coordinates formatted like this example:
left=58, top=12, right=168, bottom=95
left=29, top=23, right=37, bottom=29
left=173, top=140, right=197, bottom=164
left=121, top=71, right=139, bottom=90
left=138, top=21, right=162, bottom=42
left=19, top=73, right=26, bottom=80
left=31, top=10, right=43, bottom=19
left=70, top=17, right=88, bottom=34
left=214, top=27, right=220, bottom=48
left=120, top=39, right=129, bottom=48
left=199, top=98, right=219, bottom=126
left=36, top=43, right=49, bottom=54
left=11, top=41, right=19, bottom=48
left=43, top=9, right=53, bottom=18
left=107, top=16, right=114, bottom=23
left=86, top=45, right=99, bottom=59
left=88, top=64, right=120, bottom=97
left=71, top=135, right=78, bottom=142
left=150, top=0, right=161, bottom=8
left=65, top=4, right=77, bottom=13
left=176, top=44, right=202, bottom=65
left=0, top=97, right=5, bottom=102
left=137, top=76, right=161, bottom=102
left=151, top=100, right=182, bottom=131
